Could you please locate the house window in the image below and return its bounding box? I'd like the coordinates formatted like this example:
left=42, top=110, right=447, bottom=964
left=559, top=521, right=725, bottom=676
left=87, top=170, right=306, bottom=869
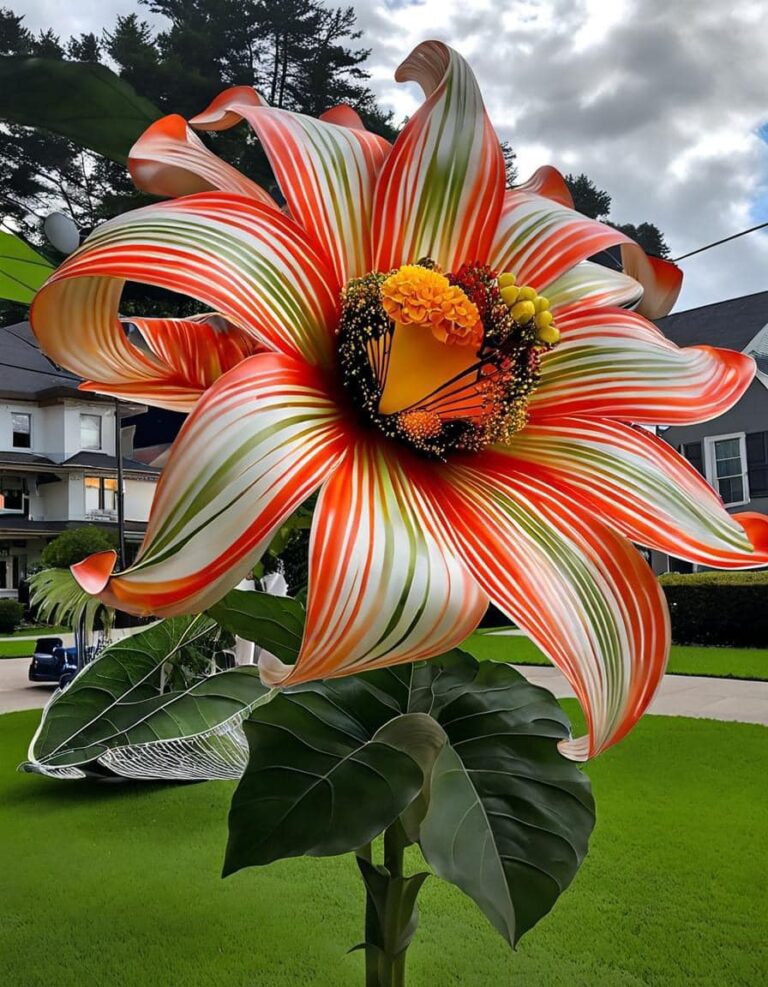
left=746, top=431, right=768, bottom=498
left=85, top=476, right=117, bottom=513
left=0, top=478, right=26, bottom=514
left=11, top=413, right=31, bottom=449
left=80, top=413, right=102, bottom=450
left=704, top=434, right=749, bottom=507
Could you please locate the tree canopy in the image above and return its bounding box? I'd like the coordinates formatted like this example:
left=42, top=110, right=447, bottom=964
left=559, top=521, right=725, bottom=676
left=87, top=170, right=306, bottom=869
left=564, top=172, right=670, bottom=258
left=0, top=1, right=670, bottom=330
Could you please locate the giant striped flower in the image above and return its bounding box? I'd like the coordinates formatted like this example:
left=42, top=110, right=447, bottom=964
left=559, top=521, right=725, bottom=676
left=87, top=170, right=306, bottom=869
left=31, top=41, right=768, bottom=760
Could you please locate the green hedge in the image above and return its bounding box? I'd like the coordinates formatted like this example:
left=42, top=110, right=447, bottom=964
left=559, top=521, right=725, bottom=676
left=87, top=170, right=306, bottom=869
left=0, top=599, right=24, bottom=634
left=659, top=571, right=768, bottom=647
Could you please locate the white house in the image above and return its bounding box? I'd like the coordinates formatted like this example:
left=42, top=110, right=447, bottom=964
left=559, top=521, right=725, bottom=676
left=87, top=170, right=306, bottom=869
left=0, top=322, right=161, bottom=598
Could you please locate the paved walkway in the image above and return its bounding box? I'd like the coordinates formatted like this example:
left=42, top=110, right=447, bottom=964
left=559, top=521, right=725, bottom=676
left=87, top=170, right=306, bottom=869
left=0, top=654, right=766, bottom=722
left=513, top=665, right=768, bottom=726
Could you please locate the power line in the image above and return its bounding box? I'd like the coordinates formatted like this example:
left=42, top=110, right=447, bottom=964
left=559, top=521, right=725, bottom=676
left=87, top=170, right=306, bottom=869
left=0, top=359, right=77, bottom=382
left=673, top=221, right=768, bottom=262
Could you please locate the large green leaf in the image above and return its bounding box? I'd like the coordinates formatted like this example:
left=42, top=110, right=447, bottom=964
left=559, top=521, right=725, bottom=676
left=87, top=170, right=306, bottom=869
left=0, top=231, right=55, bottom=304
left=23, top=615, right=270, bottom=776
left=207, top=589, right=306, bottom=664
left=225, top=651, right=594, bottom=947
left=224, top=676, right=429, bottom=874
left=418, top=659, right=595, bottom=945
left=0, top=57, right=162, bottom=163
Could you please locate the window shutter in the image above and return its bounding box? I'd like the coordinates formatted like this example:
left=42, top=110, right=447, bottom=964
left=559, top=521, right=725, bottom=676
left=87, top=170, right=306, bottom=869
left=746, top=431, right=768, bottom=498
left=680, top=441, right=704, bottom=476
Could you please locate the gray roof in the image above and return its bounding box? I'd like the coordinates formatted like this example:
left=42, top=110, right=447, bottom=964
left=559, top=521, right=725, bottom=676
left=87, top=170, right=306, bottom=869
left=0, top=516, right=147, bottom=539
left=0, top=322, right=145, bottom=415
left=655, top=290, right=768, bottom=351
left=62, top=452, right=161, bottom=475
left=0, top=321, right=85, bottom=399
left=0, top=450, right=160, bottom=476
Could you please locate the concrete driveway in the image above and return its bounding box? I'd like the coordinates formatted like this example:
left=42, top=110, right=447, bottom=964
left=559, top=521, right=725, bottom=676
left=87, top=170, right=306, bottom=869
left=0, top=657, right=56, bottom=713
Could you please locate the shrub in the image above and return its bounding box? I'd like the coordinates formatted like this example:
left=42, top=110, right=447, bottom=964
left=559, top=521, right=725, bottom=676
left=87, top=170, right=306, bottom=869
left=658, top=571, right=768, bottom=647
left=0, top=599, right=24, bottom=634
left=41, top=526, right=116, bottom=569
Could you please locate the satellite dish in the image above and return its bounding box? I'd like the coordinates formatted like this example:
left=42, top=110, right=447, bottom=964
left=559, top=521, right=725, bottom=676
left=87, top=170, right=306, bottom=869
left=43, top=212, right=80, bottom=255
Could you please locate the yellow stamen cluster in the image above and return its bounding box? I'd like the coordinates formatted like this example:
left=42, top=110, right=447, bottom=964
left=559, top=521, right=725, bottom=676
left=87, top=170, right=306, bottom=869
left=397, top=409, right=443, bottom=442
left=381, top=265, right=483, bottom=347
left=497, top=272, right=560, bottom=344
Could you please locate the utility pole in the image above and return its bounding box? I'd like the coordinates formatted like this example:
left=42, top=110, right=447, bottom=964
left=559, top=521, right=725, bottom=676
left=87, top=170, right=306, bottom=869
left=114, top=398, right=126, bottom=569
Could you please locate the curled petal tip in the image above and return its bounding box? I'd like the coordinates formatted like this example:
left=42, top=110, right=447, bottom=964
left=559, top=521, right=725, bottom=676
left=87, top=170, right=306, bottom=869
left=71, top=550, right=117, bottom=596
left=621, top=246, right=683, bottom=319
left=734, top=512, right=768, bottom=562
left=189, top=85, right=267, bottom=131
left=257, top=650, right=292, bottom=687
left=394, top=40, right=451, bottom=92
left=516, top=165, right=574, bottom=209
left=318, top=104, right=366, bottom=130
left=557, top=735, right=591, bottom=762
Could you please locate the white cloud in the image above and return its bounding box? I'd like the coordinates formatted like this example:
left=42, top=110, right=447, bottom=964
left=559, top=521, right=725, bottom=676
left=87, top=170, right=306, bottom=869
left=12, top=0, right=768, bottom=311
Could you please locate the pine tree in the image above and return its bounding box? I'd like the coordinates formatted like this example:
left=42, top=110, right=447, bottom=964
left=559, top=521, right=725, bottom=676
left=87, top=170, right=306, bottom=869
left=564, top=172, right=612, bottom=220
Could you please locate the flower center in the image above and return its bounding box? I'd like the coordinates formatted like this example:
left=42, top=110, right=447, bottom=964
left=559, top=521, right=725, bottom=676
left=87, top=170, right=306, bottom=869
left=336, top=259, right=559, bottom=458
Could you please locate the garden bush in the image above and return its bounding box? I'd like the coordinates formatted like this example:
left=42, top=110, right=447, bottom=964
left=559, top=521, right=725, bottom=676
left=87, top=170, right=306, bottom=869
left=0, top=599, right=24, bottom=634
left=659, top=571, right=768, bottom=647
left=40, top=526, right=116, bottom=569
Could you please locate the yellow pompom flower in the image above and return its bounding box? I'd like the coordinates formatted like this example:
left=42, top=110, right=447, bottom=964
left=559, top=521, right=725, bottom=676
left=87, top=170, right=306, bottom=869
left=381, top=264, right=483, bottom=346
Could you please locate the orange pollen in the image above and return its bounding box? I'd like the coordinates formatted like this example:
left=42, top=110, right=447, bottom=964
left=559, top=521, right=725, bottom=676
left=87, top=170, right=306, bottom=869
left=380, top=265, right=483, bottom=347
left=397, top=409, right=443, bottom=441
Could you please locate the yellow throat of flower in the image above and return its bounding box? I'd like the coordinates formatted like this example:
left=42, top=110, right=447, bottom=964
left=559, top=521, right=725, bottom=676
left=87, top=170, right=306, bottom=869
left=378, top=265, right=483, bottom=415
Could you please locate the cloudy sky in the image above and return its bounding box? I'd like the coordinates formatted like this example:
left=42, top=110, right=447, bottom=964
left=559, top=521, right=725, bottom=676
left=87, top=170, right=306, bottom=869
left=12, top=0, right=768, bottom=313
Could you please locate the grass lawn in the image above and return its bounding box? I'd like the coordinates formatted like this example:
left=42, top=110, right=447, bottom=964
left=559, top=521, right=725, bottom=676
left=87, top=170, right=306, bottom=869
left=0, top=640, right=39, bottom=658
left=0, top=627, right=70, bottom=659
left=5, top=625, right=69, bottom=638
left=1, top=707, right=766, bottom=986
left=465, top=629, right=768, bottom=681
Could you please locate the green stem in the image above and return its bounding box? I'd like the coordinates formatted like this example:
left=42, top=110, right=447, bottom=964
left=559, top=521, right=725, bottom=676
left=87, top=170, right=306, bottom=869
left=358, top=823, right=419, bottom=987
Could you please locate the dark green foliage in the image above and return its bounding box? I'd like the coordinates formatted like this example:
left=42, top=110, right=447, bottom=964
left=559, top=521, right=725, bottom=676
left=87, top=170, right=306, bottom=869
left=564, top=172, right=612, bottom=219
left=226, top=651, right=595, bottom=947
left=500, top=139, right=518, bottom=188
left=225, top=683, right=426, bottom=871
left=613, top=220, right=671, bottom=258
left=206, top=588, right=305, bottom=663
left=659, top=571, right=768, bottom=646
left=40, top=526, right=116, bottom=569
left=0, top=598, right=24, bottom=633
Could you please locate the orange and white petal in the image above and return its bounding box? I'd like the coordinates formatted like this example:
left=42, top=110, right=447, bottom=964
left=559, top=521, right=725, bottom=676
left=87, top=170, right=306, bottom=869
left=531, top=306, right=755, bottom=425
left=259, top=440, right=488, bottom=687
left=501, top=419, right=768, bottom=569
left=191, top=91, right=390, bottom=284
left=620, top=244, right=683, bottom=319
left=371, top=40, right=505, bottom=272
left=78, top=313, right=265, bottom=411
left=187, top=85, right=267, bottom=130
left=318, top=104, right=371, bottom=130
left=128, top=114, right=277, bottom=208
left=488, top=188, right=633, bottom=291
left=543, top=260, right=643, bottom=316
left=71, top=353, right=350, bottom=616
left=514, top=165, right=574, bottom=208
left=31, top=192, right=340, bottom=375
left=421, top=457, right=670, bottom=759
